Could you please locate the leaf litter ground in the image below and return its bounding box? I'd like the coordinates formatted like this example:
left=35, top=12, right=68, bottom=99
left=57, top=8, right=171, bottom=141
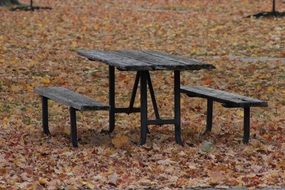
left=0, top=0, right=285, bottom=189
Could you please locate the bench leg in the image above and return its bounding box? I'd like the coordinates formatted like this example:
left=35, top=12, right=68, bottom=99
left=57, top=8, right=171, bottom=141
left=109, top=66, right=116, bottom=133
left=70, top=107, right=78, bottom=147
left=204, top=99, right=213, bottom=134
left=42, top=96, right=50, bottom=135
left=174, top=70, right=183, bottom=145
left=243, top=106, right=250, bottom=144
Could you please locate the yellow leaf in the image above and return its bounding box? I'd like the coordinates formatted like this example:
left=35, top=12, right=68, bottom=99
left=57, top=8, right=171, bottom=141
left=28, top=60, right=37, bottom=67
left=81, top=181, right=95, bottom=189
left=11, top=85, right=21, bottom=93
left=38, top=177, right=48, bottom=185
left=41, top=77, right=50, bottom=85
left=71, top=41, right=77, bottom=48
left=267, top=86, right=275, bottom=93
left=112, top=135, right=129, bottom=148
left=63, top=127, right=70, bottom=136
left=236, top=110, right=244, bottom=117
left=2, top=117, right=9, bottom=128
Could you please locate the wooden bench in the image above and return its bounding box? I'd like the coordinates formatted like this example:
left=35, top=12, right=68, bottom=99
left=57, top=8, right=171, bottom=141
left=34, top=87, right=109, bottom=147
left=180, top=86, right=268, bottom=143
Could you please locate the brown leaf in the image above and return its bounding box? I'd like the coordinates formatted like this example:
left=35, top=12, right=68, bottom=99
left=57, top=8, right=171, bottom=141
left=208, top=171, right=226, bottom=185
left=111, top=135, right=129, bottom=148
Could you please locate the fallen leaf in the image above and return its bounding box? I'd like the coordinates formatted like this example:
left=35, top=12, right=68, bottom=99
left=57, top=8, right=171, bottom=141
left=108, top=172, right=118, bottom=185
left=199, top=141, right=214, bottom=153
left=112, top=135, right=129, bottom=148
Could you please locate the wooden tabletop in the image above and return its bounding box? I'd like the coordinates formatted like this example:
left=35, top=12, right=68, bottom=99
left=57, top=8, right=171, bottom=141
left=77, top=50, right=215, bottom=71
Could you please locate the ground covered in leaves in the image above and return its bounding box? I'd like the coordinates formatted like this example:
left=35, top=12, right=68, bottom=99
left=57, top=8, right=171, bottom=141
left=0, top=0, right=285, bottom=189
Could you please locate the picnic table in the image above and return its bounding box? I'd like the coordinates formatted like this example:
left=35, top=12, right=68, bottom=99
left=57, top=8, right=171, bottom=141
left=77, top=50, right=215, bottom=145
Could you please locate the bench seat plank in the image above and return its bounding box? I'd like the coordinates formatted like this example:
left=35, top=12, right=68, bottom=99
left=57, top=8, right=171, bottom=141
left=180, top=86, right=268, bottom=107
left=34, top=87, right=109, bottom=111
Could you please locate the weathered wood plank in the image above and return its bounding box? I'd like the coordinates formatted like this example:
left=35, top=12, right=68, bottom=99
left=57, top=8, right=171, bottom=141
left=115, top=50, right=187, bottom=70
left=34, top=87, right=109, bottom=111
left=77, top=50, right=154, bottom=71
left=144, top=51, right=215, bottom=70
left=180, top=86, right=268, bottom=107
left=77, top=50, right=215, bottom=71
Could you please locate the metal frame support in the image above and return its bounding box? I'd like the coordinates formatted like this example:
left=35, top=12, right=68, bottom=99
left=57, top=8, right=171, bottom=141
left=70, top=107, right=78, bottom=147
left=42, top=96, right=50, bottom=135
left=108, top=69, right=183, bottom=146
left=128, top=72, right=140, bottom=113
left=174, top=70, right=183, bottom=145
left=129, top=71, right=160, bottom=119
left=109, top=66, right=115, bottom=133
left=205, top=99, right=213, bottom=134
left=146, top=72, right=160, bottom=120
left=243, top=106, right=250, bottom=144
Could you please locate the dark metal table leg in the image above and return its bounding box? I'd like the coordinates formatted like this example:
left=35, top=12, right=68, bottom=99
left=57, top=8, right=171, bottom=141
left=42, top=96, right=50, bottom=135
left=140, top=71, right=148, bottom=145
left=109, top=66, right=115, bottom=133
left=243, top=106, right=250, bottom=144
left=129, top=71, right=153, bottom=134
left=129, top=71, right=160, bottom=119
left=70, top=107, right=78, bottom=147
left=174, top=70, right=183, bottom=145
